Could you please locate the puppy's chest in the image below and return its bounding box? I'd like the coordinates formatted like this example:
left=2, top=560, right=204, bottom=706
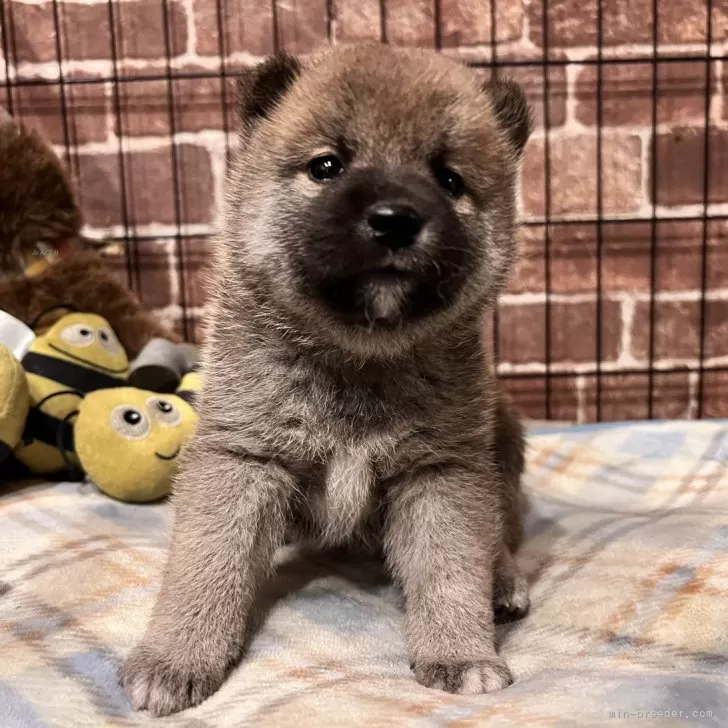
left=307, top=440, right=385, bottom=545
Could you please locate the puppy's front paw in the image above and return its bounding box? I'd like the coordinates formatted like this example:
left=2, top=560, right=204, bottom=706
left=413, top=657, right=513, bottom=695
left=120, top=644, right=227, bottom=716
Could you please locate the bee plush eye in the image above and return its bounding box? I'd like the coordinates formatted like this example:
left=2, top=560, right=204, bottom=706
left=97, top=326, right=121, bottom=354
left=433, top=166, right=465, bottom=199
left=60, top=323, right=96, bottom=348
left=147, top=396, right=182, bottom=427
left=307, top=154, right=345, bottom=183
left=111, top=405, right=151, bottom=440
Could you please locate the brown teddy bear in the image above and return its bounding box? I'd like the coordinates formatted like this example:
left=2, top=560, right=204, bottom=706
left=0, top=107, right=178, bottom=358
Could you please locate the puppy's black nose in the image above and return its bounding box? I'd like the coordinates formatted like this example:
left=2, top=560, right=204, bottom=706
left=367, top=202, right=424, bottom=249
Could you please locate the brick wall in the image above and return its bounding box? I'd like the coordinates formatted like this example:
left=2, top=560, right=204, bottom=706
left=1, top=0, right=725, bottom=421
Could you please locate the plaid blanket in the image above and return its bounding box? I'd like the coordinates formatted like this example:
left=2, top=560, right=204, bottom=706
left=1, top=420, right=727, bottom=727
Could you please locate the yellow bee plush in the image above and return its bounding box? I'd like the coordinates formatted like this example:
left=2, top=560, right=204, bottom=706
left=175, top=366, right=201, bottom=406
left=16, top=311, right=129, bottom=473
left=72, top=387, right=197, bottom=502
left=0, top=304, right=201, bottom=501
left=0, top=345, right=29, bottom=464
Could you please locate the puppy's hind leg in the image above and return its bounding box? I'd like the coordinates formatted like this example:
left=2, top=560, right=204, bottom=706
left=493, top=546, right=530, bottom=623
left=491, top=392, right=530, bottom=622
left=121, top=437, right=297, bottom=716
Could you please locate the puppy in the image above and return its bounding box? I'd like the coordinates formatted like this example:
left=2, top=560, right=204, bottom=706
left=122, top=43, right=532, bottom=716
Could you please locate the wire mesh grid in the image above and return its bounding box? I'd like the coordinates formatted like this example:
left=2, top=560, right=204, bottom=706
left=0, top=0, right=724, bottom=422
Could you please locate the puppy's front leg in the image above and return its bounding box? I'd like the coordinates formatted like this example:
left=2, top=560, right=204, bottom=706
left=384, top=463, right=512, bottom=695
left=121, top=440, right=296, bottom=716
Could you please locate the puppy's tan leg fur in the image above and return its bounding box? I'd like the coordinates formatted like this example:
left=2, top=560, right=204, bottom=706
left=120, top=441, right=297, bottom=716
left=384, top=463, right=512, bottom=694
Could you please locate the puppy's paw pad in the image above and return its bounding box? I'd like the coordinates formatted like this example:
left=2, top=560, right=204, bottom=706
left=120, top=646, right=223, bottom=716
left=414, top=658, right=513, bottom=695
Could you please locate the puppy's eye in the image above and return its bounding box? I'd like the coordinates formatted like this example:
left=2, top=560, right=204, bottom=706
left=434, top=167, right=465, bottom=198
left=307, top=155, right=344, bottom=183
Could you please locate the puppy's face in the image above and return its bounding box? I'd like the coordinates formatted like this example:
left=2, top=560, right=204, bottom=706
left=223, top=45, right=532, bottom=355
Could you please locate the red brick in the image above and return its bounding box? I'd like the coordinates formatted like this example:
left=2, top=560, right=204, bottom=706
left=333, top=0, right=382, bottom=42
left=5, top=3, right=57, bottom=64
left=9, top=2, right=187, bottom=63
left=521, top=135, right=643, bottom=218
left=76, top=145, right=215, bottom=228
left=497, top=302, right=547, bottom=365
left=603, top=220, right=728, bottom=295
left=498, top=299, right=622, bottom=365
left=512, top=220, right=726, bottom=298
left=707, top=220, right=728, bottom=292
left=581, top=371, right=692, bottom=422
left=653, top=127, right=728, bottom=207
left=575, top=61, right=711, bottom=127
left=630, top=299, right=728, bottom=364
left=276, top=0, right=329, bottom=54
left=705, top=300, right=728, bottom=361
left=632, top=301, right=700, bottom=362
left=117, top=73, right=226, bottom=136
left=660, top=0, right=722, bottom=45
left=509, top=226, right=545, bottom=295
left=384, top=0, right=436, bottom=46
left=13, top=80, right=109, bottom=146
left=702, top=370, right=728, bottom=418
left=59, top=3, right=112, bottom=61
left=440, top=0, right=524, bottom=48
left=194, top=0, right=275, bottom=57
left=510, top=224, right=597, bottom=295
left=500, top=374, right=579, bottom=422
left=180, top=237, right=211, bottom=308
left=115, top=1, right=188, bottom=59
left=528, top=0, right=726, bottom=49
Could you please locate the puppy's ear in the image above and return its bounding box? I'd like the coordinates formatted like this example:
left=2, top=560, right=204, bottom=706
left=486, top=78, right=533, bottom=155
left=236, top=54, right=301, bottom=127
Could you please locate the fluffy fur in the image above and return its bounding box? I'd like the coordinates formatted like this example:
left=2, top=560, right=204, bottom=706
left=0, top=116, right=82, bottom=274
left=122, top=44, right=532, bottom=716
left=0, top=251, right=178, bottom=358
left=0, top=111, right=178, bottom=357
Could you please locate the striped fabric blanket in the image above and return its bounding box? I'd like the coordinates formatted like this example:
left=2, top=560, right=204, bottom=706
left=1, top=420, right=727, bottom=727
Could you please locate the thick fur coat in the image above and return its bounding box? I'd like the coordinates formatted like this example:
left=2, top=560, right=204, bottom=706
left=122, top=44, right=533, bottom=715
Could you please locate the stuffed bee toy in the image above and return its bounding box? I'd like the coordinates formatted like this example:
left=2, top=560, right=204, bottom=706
left=0, top=311, right=33, bottom=465
left=0, top=346, right=29, bottom=465
left=14, top=308, right=129, bottom=473
left=1, top=303, right=201, bottom=501
left=64, top=386, right=197, bottom=502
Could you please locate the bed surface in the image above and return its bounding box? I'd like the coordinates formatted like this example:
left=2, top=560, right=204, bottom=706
left=1, top=420, right=727, bottom=727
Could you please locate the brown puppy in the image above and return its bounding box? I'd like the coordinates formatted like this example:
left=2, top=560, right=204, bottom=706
left=122, top=43, right=532, bottom=716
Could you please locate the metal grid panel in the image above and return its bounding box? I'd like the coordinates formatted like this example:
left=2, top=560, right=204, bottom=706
left=0, top=0, right=722, bottom=421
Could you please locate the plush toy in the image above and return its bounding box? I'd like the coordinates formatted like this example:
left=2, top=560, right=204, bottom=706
left=176, top=367, right=201, bottom=406
left=0, top=106, right=82, bottom=277
left=128, top=337, right=199, bottom=393
left=0, top=108, right=202, bottom=500
left=69, top=386, right=197, bottom=502
left=0, top=311, right=34, bottom=466
left=0, top=346, right=29, bottom=465
left=0, top=305, right=201, bottom=501
left=15, top=310, right=129, bottom=474
left=0, top=106, right=181, bottom=358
